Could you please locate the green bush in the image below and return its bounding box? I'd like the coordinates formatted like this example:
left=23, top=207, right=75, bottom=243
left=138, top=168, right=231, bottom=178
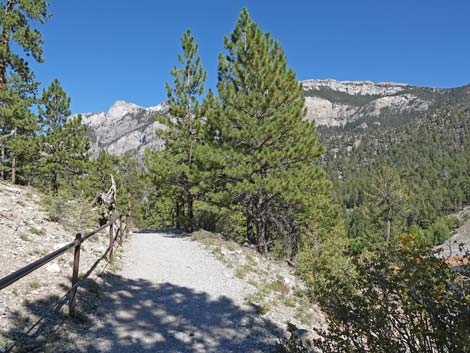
left=42, top=190, right=97, bottom=231
left=313, top=241, right=470, bottom=353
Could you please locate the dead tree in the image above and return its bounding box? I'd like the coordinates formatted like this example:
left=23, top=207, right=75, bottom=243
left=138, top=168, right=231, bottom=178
left=92, top=175, right=117, bottom=225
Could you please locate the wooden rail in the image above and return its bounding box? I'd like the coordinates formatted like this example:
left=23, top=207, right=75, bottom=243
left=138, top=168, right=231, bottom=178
left=0, top=213, right=129, bottom=316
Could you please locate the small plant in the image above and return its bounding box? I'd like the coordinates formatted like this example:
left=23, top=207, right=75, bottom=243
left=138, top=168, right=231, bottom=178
left=19, top=233, right=29, bottom=241
left=266, top=279, right=289, bottom=295
left=29, top=226, right=44, bottom=236
left=235, top=264, right=254, bottom=279
left=257, top=303, right=271, bottom=315
left=86, top=281, right=101, bottom=298
left=21, top=298, right=30, bottom=307
left=29, top=280, right=41, bottom=290
left=281, top=295, right=296, bottom=308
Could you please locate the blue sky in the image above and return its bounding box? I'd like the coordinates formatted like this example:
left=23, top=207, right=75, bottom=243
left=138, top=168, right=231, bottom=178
left=29, top=0, right=470, bottom=113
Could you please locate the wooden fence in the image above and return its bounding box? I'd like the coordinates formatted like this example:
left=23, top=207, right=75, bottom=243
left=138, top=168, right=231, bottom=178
left=0, top=212, right=129, bottom=317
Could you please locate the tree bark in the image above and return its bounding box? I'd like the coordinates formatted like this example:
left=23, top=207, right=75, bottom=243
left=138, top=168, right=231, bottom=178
left=246, top=198, right=256, bottom=244
left=0, top=147, right=4, bottom=180
left=187, top=192, right=194, bottom=232
left=175, top=201, right=181, bottom=229
left=52, top=170, right=58, bottom=194
left=127, top=191, right=132, bottom=225
left=10, top=127, right=16, bottom=184
left=386, top=206, right=392, bottom=244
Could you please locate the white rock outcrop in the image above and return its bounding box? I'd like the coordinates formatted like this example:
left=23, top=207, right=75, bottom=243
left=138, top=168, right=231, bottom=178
left=82, top=101, right=168, bottom=158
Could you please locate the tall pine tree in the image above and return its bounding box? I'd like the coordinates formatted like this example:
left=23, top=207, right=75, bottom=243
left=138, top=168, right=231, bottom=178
left=38, top=79, right=90, bottom=193
left=0, top=0, right=49, bottom=183
left=213, top=9, right=335, bottom=255
left=147, top=29, right=206, bottom=231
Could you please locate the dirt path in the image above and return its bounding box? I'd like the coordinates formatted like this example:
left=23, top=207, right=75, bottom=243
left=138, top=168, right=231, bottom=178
left=74, top=230, right=282, bottom=353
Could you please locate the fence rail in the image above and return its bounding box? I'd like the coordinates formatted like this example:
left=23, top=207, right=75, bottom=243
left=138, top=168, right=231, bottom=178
left=0, top=212, right=129, bottom=317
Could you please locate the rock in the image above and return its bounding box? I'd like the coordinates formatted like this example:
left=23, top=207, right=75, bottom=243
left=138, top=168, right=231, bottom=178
left=45, top=263, right=61, bottom=273
left=81, top=101, right=168, bottom=158
left=242, top=242, right=256, bottom=250
left=302, top=79, right=432, bottom=127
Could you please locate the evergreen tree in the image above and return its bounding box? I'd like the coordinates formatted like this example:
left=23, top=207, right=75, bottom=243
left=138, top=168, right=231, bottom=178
left=364, top=166, right=408, bottom=244
left=213, top=8, right=334, bottom=255
left=38, top=79, right=90, bottom=193
left=147, top=29, right=206, bottom=231
left=0, top=71, right=39, bottom=184
left=0, top=0, right=49, bottom=183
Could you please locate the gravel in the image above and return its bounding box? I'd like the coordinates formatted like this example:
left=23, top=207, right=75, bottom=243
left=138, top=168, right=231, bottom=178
left=74, top=231, right=283, bottom=353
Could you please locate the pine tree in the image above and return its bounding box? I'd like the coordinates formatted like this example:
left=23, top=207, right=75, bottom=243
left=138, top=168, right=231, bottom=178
left=364, top=165, right=408, bottom=244
left=0, top=0, right=49, bottom=183
left=38, top=79, right=90, bottom=193
left=147, top=29, right=206, bottom=231
left=213, top=9, right=334, bottom=255
left=0, top=71, right=39, bottom=184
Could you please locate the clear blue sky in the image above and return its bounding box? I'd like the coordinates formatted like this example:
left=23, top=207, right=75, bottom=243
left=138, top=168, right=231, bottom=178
left=30, top=0, right=470, bottom=113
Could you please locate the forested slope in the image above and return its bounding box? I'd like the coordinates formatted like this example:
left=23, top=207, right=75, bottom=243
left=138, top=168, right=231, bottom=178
left=320, top=102, right=470, bottom=247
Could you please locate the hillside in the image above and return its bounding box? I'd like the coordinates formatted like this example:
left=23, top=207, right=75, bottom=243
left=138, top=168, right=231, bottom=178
left=0, top=181, right=111, bottom=351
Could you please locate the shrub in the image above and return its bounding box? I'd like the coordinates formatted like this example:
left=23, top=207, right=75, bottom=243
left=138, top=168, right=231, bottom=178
left=312, top=240, right=470, bottom=353
left=42, top=190, right=98, bottom=231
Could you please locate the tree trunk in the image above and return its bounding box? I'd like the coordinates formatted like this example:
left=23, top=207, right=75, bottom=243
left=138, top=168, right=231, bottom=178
left=127, top=191, right=132, bottom=225
left=175, top=201, right=181, bottom=229
left=11, top=127, right=16, bottom=184
left=246, top=199, right=256, bottom=244
left=187, top=192, right=194, bottom=232
left=256, top=193, right=269, bottom=255
left=386, top=206, right=392, bottom=243
left=52, top=170, right=58, bottom=194
left=0, top=147, right=4, bottom=180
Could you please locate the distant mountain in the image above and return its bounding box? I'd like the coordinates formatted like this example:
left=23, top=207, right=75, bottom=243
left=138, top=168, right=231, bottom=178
left=303, top=79, right=470, bottom=129
left=81, top=101, right=168, bottom=158
left=81, top=79, right=470, bottom=157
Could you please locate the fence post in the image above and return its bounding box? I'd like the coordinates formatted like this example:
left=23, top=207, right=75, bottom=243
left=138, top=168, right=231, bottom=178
left=69, top=233, right=82, bottom=317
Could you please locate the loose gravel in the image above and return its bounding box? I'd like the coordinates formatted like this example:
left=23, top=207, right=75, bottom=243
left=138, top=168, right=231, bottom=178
left=73, top=231, right=283, bottom=353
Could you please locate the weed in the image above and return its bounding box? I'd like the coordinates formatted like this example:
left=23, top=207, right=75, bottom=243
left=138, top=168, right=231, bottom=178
left=245, top=253, right=256, bottom=265
left=16, top=200, right=26, bottom=207
left=29, top=226, right=44, bottom=236
left=29, top=280, right=41, bottom=290
left=86, top=281, right=101, bottom=298
left=257, top=303, right=271, bottom=315
left=21, top=298, right=30, bottom=307
left=266, top=279, right=289, bottom=295
left=281, top=295, right=296, bottom=308
left=226, top=242, right=238, bottom=251
left=235, top=264, right=254, bottom=279
left=19, top=233, right=29, bottom=242
left=295, top=300, right=314, bottom=325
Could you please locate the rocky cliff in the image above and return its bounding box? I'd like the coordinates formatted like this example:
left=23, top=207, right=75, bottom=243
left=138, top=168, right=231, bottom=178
left=81, top=100, right=168, bottom=158
left=82, top=79, right=465, bottom=157
left=302, top=79, right=437, bottom=127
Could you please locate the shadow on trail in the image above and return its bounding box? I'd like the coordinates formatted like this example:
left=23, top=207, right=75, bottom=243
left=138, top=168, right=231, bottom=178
left=5, top=273, right=283, bottom=353
left=133, top=228, right=193, bottom=238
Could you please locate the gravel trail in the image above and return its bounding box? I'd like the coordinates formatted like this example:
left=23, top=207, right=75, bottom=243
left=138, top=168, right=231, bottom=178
left=77, top=231, right=282, bottom=353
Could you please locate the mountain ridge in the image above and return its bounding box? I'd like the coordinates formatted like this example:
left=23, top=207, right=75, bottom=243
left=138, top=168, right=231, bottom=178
left=81, top=79, right=470, bottom=157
